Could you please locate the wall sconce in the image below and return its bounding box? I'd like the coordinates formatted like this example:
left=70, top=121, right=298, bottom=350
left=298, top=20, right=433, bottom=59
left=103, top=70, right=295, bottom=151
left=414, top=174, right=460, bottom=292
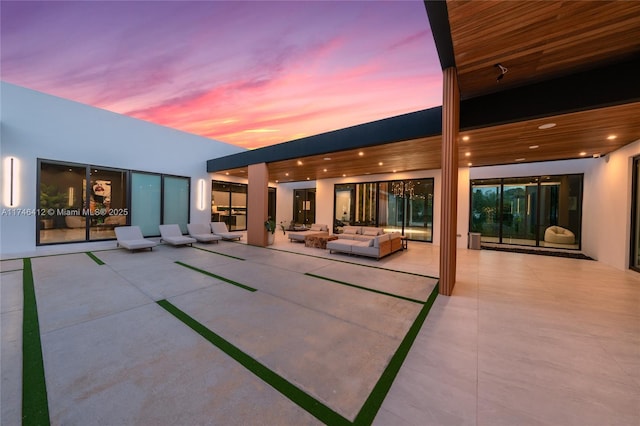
left=3, top=157, right=20, bottom=207
left=68, top=187, right=75, bottom=207
left=197, top=179, right=206, bottom=211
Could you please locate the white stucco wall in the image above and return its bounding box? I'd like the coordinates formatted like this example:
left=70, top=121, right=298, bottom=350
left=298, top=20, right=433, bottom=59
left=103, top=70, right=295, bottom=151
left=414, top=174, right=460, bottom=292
left=583, top=139, right=640, bottom=270
left=0, top=82, right=244, bottom=256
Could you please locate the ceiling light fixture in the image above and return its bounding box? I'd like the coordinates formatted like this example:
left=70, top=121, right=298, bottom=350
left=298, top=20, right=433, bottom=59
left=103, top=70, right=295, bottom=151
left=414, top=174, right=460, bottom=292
left=275, top=180, right=279, bottom=183
left=462, top=136, right=470, bottom=141
left=342, top=174, right=346, bottom=177
left=468, top=162, right=473, bottom=166
left=323, top=157, right=331, bottom=161
left=538, top=123, right=556, bottom=130
left=378, top=162, right=383, bottom=166
left=579, top=152, right=587, bottom=156
left=358, top=151, right=364, bottom=156
left=529, top=145, right=539, bottom=149
left=494, top=63, right=508, bottom=82
left=285, top=173, right=289, bottom=176
left=515, top=158, right=525, bottom=162
left=607, top=135, right=617, bottom=140
left=323, top=168, right=327, bottom=172
left=465, top=152, right=471, bottom=157
left=593, top=153, right=601, bottom=158
left=306, top=177, right=310, bottom=180
left=392, top=170, right=397, bottom=173
left=225, top=172, right=229, bottom=175
left=297, top=160, right=303, bottom=166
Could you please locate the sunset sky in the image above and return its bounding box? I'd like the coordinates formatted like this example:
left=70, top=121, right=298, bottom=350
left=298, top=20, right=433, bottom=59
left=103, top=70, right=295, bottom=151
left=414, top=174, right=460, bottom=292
left=1, top=1, right=442, bottom=149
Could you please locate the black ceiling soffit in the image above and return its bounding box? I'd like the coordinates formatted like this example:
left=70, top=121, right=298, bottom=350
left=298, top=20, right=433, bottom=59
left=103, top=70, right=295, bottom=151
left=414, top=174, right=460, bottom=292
left=423, top=0, right=455, bottom=70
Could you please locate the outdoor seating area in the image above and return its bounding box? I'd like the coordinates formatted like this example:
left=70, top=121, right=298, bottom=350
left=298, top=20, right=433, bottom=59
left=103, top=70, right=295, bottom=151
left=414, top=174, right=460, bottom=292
left=159, top=224, right=196, bottom=247
left=114, top=226, right=158, bottom=251
left=287, top=223, right=329, bottom=242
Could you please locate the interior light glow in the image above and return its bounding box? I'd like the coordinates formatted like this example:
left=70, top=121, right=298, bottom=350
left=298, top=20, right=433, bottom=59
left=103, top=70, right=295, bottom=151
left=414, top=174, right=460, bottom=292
left=607, top=135, right=617, bottom=140
left=3, top=157, right=20, bottom=207
left=197, top=179, right=206, bottom=211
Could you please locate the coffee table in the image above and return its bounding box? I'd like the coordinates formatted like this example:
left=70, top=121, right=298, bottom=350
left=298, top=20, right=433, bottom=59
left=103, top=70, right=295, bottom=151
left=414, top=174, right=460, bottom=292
left=304, top=233, right=338, bottom=249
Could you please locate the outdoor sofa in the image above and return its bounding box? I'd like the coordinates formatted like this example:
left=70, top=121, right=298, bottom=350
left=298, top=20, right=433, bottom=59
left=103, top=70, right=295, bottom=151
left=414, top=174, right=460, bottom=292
left=326, top=226, right=402, bottom=259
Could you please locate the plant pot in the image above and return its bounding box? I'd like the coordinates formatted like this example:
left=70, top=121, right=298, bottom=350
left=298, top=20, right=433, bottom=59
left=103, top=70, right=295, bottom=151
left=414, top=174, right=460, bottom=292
left=267, top=233, right=275, bottom=245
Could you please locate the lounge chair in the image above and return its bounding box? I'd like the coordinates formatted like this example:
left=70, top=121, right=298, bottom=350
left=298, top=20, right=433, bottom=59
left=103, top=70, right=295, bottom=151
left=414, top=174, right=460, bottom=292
left=114, top=226, right=158, bottom=251
left=210, top=222, right=243, bottom=241
left=159, top=224, right=197, bottom=247
left=187, top=223, right=222, bottom=243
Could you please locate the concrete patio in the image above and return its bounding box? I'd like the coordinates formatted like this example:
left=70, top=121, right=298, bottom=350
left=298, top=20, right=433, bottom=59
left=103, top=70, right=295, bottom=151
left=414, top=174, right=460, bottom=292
left=1, top=232, right=639, bottom=425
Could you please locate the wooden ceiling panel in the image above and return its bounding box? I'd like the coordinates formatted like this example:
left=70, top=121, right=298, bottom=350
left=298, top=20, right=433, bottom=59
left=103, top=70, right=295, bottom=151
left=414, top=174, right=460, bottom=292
left=446, top=1, right=640, bottom=98
left=217, top=102, right=639, bottom=182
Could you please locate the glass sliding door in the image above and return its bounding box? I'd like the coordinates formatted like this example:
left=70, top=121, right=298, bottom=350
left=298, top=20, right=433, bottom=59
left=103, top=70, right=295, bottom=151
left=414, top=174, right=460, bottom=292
left=539, top=175, right=581, bottom=249
left=38, top=161, right=87, bottom=244
left=470, top=180, right=501, bottom=243
left=88, top=167, right=128, bottom=240
left=470, top=174, right=583, bottom=249
left=335, top=178, right=434, bottom=241
left=211, top=181, right=247, bottom=231
left=229, top=183, right=247, bottom=230
left=131, top=172, right=161, bottom=237
left=293, top=188, right=316, bottom=226
left=163, top=176, right=190, bottom=233
left=501, top=178, right=537, bottom=246
left=404, top=179, right=433, bottom=242
left=632, top=157, right=640, bottom=271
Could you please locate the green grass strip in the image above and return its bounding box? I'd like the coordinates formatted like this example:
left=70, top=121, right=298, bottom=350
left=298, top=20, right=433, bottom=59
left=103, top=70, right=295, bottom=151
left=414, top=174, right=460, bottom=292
left=85, top=251, right=105, bottom=265
left=268, top=246, right=439, bottom=280
left=192, top=245, right=246, bottom=260
left=156, top=299, right=351, bottom=426
left=353, top=283, right=439, bottom=426
left=175, top=261, right=256, bottom=292
left=305, top=273, right=427, bottom=305
left=22, top=258, right=51, bottom=425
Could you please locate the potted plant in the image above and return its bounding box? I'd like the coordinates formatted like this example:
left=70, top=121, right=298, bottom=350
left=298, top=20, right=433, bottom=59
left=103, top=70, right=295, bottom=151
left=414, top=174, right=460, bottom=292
left=39, top=183, right=68, bottom=229
left=265, top=217, right=276, bottom=245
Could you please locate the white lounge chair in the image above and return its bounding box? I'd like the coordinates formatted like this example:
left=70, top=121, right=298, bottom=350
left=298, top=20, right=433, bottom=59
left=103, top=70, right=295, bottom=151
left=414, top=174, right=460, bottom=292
left=159, top=224, right=197, bottom=247
left=114, top=226, right=158, bottom=251
left=187, top=223, right=222, bottom=243
left=210, top=222, right=243, bottom=241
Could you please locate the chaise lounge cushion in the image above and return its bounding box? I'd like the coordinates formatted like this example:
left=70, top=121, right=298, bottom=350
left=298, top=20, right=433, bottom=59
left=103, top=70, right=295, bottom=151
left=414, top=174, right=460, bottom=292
left=115, top=226, right=158, bottom=251
left=187, top=223, right=222, bottom=243
left=159, top=224, right=197, bottom=246
left=210, top=222, right=243, bottom=240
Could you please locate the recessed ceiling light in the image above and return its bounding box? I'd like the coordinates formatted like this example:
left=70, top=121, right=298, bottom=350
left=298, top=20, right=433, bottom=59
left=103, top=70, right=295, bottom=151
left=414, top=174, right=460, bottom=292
left=529, top=145, right=539, bottom=149
left=275, top=180, right=279, bottom=183
left=323, top=157, right=331, bottom=161
left=392, top=170, right=397, bottom=173
left=342, top=174, right=346, bottom=177
left=462, top=136, right=470, bottom=141
left=515, top=158, right=525, bottom=162
left=240, top=170, right=245, bottom=173
left=306, top=177, right=310, bottom=180
left=467, top=162, right=473, bottom=166
left=593, top=153, right=601, bottom=158
left=323, top=168, right=327, bottom=172
left=579, top=152, right=587, bottom=156
left=607, top=135, right=617, bottom=140
left=378, top=162, right=383, bottom=166
left=538, top=123, right=556, bottom=130
left=297, top=160, right=303, bottom=166
left=465, top=152, right=471, bottom=157
left=285, top=173, right=289, bottom=176
left=225, top=172, right=229, bottom=175
left=358, top=151, right=364, bottom=156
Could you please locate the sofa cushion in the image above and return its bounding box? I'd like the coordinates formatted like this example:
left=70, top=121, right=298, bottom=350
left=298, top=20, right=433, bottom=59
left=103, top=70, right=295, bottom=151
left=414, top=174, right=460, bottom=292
left=310, top=223, right=329, bottom=232
left=362, top=227, right=382, bottom=236
left=373, top=233, right=390, bottom=248
left=342, top=226, right=360, bottom=235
